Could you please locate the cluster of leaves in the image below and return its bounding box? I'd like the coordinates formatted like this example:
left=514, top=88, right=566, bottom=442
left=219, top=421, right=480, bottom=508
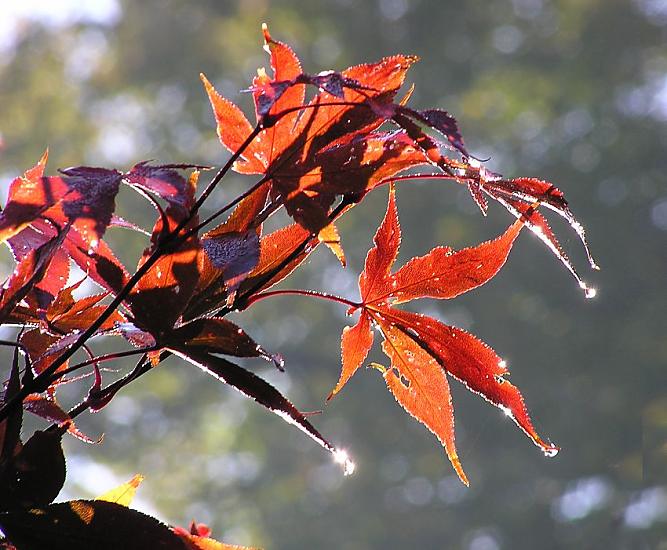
left=0, top=25, right=596, bottom=548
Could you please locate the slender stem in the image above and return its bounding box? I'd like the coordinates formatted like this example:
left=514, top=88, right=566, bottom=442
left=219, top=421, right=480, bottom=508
left=2, top=86, right=461, bottom=423
left=186, top=125, right=263, bottom=223
left=381, top=173, right=460, bottom=185
left=187, top=174, right=271, bottom=237
left=266, top=100, right=359, bottom=123
left=0, top=255, right=158, bottom=422
left=49, top=354, right=151, bottom=429
left=182, top=101, right=370, bottom=238
left=0, top=126, right=267, bottom=423
left=46, top=347, right=157, bottom=386
left=229, top=199, right=352, bottom=313
left=246, top=289, right=361, bottom=309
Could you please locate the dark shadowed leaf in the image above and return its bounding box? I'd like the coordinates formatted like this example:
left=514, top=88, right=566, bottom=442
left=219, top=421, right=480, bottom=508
left=8, top=225, right=71, bottom=312
left=64, top=227, right=130, bottom=295
left=0, top=347, right=22, bottom=467
left=19, top=329, right=69, bottom=378
left=0, top=500, right=186, bottom=549
left=403, top=107, right=469, bottom=157
left=166, top=318, right=278, bottom=366
left=170, top=347, right=350, bottom=470
left=0, top=430, right=65, bottom=511
left=128, top=206, right=200, bottom=335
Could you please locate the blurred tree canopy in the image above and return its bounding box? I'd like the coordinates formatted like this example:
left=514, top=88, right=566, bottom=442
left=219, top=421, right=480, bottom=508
left=1, top=0, right=665, bottom=548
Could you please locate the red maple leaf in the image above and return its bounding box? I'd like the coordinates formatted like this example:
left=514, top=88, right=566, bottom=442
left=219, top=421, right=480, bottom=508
left=330, top=185, right=559, bottom=485
left=201, top=24, right=429, bottom=241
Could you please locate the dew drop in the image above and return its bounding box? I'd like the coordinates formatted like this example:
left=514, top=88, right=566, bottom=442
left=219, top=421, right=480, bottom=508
left=333, top=448, right=356, bottom=476
left=543, top=446, right=559, bottom=458
left=271, top=353, right=285, bottom=371
left=579, top=281, right=597, bottom=299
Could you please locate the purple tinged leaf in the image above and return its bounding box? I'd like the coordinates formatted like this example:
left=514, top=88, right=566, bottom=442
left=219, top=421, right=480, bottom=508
left=306, top=71, right=346, bottom=98
left=55, top=167, right=123, bottom=245
left=399, top=107, right=469, bottom=157
left=250, top=80, right=292, bottom=117
left=124, top=161, right=200, bottom=210
left=201, top=229, right=260, bottom=302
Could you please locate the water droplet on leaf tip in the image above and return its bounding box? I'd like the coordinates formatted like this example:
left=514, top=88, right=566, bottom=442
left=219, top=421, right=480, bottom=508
left=580, top=283, right=597, bottom=299
left=543, top=446, right=559, bottom=458
left=333, top=448, right=356, bottom=476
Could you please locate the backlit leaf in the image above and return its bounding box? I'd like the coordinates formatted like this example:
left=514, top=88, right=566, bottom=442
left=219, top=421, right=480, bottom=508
left=329, top=312, right=373, bottom=399
left=128, top=206, right=200, bottom=334
left=97, top=474, right=144, bottom=507
left=380, top=323, right=467, bottom=485
left=332, top=187, right=557, bottom=482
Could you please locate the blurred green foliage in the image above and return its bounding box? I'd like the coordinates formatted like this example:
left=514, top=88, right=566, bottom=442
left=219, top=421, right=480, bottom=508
left=1, top=0, right=666, bottom=548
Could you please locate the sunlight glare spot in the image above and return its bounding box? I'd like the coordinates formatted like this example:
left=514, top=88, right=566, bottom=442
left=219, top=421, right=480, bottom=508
left=333, top=448, right=356, bottom=476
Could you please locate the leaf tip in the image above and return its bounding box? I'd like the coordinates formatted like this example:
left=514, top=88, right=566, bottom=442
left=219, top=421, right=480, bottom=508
left=199, top=72, right=212, bottom=90
left=451, top=455, right=469, bottom=487
left=39, top=148, right=49, bottom=167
